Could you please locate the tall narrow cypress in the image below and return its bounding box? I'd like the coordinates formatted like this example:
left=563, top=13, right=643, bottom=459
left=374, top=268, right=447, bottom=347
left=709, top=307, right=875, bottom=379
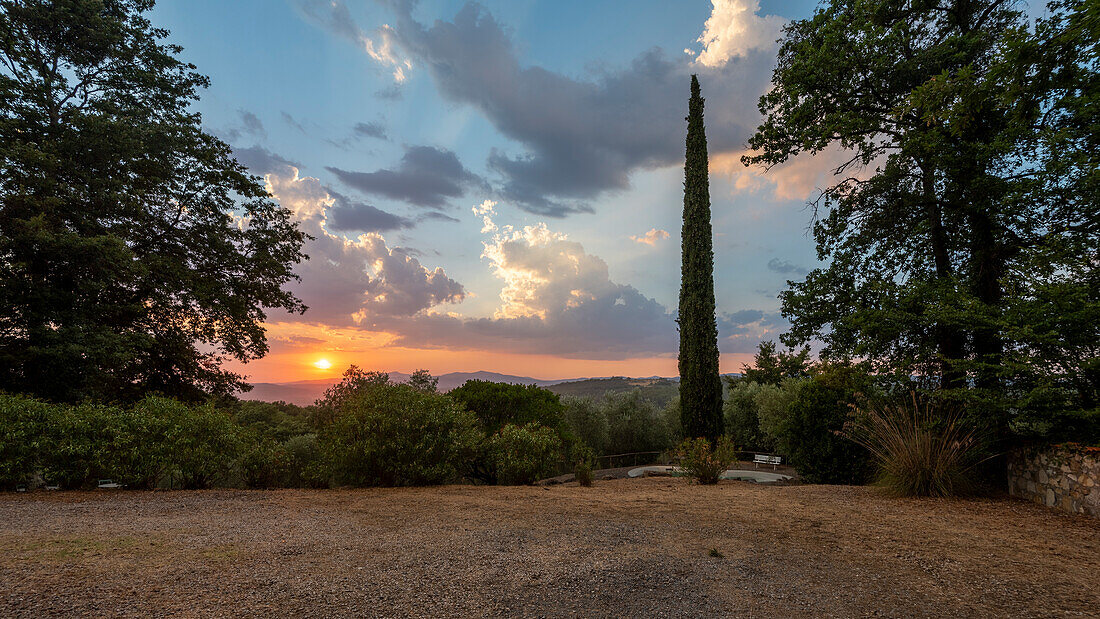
left=678, top=75, right=723, bottom=443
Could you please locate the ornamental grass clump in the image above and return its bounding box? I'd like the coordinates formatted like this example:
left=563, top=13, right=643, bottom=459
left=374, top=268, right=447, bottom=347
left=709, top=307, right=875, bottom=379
left=841, top=393, right=986, bottom=497
left=673, top=436, right=737, bottom=484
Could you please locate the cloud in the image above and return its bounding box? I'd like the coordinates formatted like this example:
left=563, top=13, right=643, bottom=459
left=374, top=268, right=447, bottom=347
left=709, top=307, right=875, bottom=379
left=327, top=145, right=486, bottom=208
left=693, top=0, right=787, bottom=67
left=325, top=189, right=412, bottom=233
left=293, top=0, right=412, bottom=82
left=263, top=166, right=465, bottom=325
left=363, top=208, right=781, bottom=359
left=373, top=1, right=779, bottom=217
left=353, top=121, right=388, bottom=140
left=281, top=111, right=307, bottom=133
left=766, top=258, right=806, bottom=275
left=630, top=228, right=670, bottom=246
left=232, top=145, right=300, bottom=176
left=266, top=334, right=327, bottom=354
left=238, top=109, right=266, bottom=138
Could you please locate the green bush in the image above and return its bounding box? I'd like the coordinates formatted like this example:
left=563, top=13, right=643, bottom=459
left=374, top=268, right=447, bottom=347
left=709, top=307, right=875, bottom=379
left=0, top=394, right=241, bottom=490
left=572, top=444, right=595, bottom=487
left=237, top=437, right=288, bottom=489
left=777, top=366, right=873, bottom=485
left=602, top=390, right=676, bottom=455
left=321, top=382, right=481, bottom=487
left=449, top=380, right=568, bottom=434
left=673, top=437, right=738, bottom=484
left=488, top=422, right=564, bottom=485
left=0, top=393, right=58, bottom=489
left=723, top=380, right=777, bottom=452
left=283, top=434, right=328, bottom=488
left=562, top=396, right=608, bottom=454
left=450, top=381, right=574, bottom=482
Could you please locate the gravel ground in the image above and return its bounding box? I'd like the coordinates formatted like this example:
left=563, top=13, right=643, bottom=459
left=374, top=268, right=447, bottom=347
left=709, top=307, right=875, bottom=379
left=1, top=478, right=1097, bottom=618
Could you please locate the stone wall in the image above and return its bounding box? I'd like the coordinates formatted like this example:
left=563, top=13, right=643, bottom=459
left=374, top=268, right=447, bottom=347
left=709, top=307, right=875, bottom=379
left=1008, top=444, right=1100, bottom=519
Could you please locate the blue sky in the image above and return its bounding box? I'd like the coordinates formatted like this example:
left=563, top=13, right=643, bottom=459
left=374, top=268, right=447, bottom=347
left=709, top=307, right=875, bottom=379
left=150, top=0, right=841, bottom=381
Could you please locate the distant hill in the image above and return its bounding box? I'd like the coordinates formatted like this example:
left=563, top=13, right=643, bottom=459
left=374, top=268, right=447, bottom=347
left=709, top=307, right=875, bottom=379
left=544, top=377, right=681, bottom=407
left=244, top=371, right=744, bottom=406
left=243, top=370, right=570, bottom=405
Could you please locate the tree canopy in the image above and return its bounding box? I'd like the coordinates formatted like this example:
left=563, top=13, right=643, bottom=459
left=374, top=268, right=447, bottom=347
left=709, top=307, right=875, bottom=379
left=0, top=0, right=307, bottom=402
left=746, top=0, right=1098, bottom=430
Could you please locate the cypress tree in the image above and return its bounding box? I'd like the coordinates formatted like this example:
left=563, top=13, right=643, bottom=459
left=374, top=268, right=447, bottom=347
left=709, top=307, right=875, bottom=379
left=678, top=75, right=724, bottom=443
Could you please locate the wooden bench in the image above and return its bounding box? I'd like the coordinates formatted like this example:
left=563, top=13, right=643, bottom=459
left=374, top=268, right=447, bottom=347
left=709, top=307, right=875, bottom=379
left=753, top=454, right=783, bottom=470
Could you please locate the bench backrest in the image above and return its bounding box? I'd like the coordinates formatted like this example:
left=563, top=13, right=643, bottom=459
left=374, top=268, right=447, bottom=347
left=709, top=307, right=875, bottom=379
left=753, top=455, right=783, bottom=464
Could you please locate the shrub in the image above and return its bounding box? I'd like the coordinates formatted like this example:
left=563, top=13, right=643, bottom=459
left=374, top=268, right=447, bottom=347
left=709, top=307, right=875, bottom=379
left=283, top=434, right=328, bottom=488
left=723, top=379, right=776, bottom=452
left=321, top=382, right=481, bottom=487
left=562, top=396, right=608, bottom=455
left=572, top=445, right=595, bottom=487
left=450, top=381, right=573, bottom=482
left=0, top=394, right=241, bottom=490
left=673, top=436, right=738, bottom=484
left=0, top=393, right=58, bottom=489
left=489, top=423, right=564, bottom=485
left=449, top=380, right=568, bottom=435
left=842, top=394, right=987, bottom=497
left=151, top=398, right=243, bottom=489
left=777, top=366, right=874, bottom=485
left=237, top=437, right=288, bottom=489
left=602, top=390, right=676, bottom=455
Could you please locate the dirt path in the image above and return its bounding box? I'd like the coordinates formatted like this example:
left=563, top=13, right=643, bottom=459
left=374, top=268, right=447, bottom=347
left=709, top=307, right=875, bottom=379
left=2, top=479, right=1097, bottom=617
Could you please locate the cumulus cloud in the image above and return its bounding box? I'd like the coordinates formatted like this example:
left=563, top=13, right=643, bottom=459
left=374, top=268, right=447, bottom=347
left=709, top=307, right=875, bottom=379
left=693, top=0, right=787, bottom=67
left=293, top=0, right=412, bottom=82
left=264, top=166, right=465, bottom=325
left=371, top=1, right=778, bottom=217
left=362, top=207, right=780, bottom=359
left=630, top=228, right=670, bottom=246
left=327, top=145, right=485, bottom=209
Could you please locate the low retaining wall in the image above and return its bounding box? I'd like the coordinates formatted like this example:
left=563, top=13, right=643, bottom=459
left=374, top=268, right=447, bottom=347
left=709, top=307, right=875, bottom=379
left=1007, top=444, right=1100, bottom=519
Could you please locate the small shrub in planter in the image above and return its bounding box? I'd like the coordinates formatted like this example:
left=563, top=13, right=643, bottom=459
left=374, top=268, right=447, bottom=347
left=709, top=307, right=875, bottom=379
left=674, top=437, right=737, bottom=484
left=489, top=423, right=564, bottom=485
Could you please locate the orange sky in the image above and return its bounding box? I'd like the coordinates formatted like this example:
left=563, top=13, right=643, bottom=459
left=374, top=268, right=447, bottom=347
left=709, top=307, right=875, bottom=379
left=228, top=321, right=755, bottom=383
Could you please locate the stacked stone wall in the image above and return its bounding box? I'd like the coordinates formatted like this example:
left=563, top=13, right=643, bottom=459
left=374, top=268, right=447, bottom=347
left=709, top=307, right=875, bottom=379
left=1007, top=444, right=1100, bottom=519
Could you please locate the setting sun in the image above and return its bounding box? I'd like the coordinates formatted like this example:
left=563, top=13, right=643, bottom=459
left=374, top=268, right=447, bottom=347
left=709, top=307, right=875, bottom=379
left=313, top=358, right=332, bottom=370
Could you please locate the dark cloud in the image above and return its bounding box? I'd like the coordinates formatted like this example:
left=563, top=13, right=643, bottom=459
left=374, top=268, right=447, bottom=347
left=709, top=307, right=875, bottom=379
left=383, top=2, right=775, bottom=216
left=232, top=145, right=299, bottom=175
left=281, top=111, right=307, bottom=133
left=326, top=145, right=485, bottom=208
left=375, top=85, right=403, bottom=100
left=417, top=211, right=461, bottom=224
left=326, top=189, right=412, bottom=233
left=238, top=109, right=266, bottom=139
left=353, top=121, right=388, bottom=140
left=766, top=258, right=807, bottom=275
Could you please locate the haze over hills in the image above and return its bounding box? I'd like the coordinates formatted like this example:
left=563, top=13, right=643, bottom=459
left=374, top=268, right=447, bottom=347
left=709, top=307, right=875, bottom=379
left=244, top=371, right=589, bottom=405
left=243, top=372, right=742, bottom=406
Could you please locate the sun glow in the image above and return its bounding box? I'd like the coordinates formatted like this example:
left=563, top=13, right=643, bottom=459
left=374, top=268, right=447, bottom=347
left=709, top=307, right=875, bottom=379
left=313, top=358, right=332, bottom=370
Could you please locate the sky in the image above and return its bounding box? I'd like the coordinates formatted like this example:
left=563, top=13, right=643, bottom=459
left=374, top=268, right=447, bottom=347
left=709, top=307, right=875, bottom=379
left=150, top=0, right=840, bottom=383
